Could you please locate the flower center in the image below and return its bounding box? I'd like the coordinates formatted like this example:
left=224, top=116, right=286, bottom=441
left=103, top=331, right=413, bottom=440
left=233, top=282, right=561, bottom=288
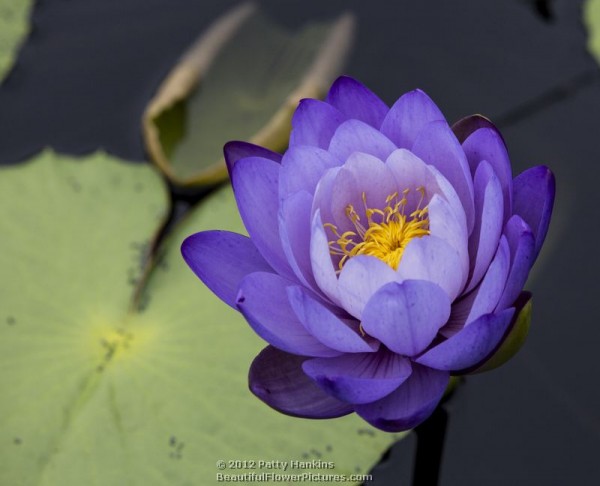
left=325, top=189, right=430, bottom=271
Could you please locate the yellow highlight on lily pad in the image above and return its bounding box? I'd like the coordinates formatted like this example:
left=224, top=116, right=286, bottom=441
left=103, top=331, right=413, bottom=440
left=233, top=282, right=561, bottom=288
left=0, top=151, right=405, bottom=486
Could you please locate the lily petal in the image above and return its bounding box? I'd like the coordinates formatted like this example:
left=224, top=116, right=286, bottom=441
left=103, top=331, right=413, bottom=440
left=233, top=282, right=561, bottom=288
left=355, top=364, right=449, bottom=432
left=451, top=115, right=498, bottom=144
left=302, top=351, right=412, bottom=404
left=287, top=285, right=377, bottom=353
left=290, top=99, right=347, bottom=149
left=249, top=346, right=353, bottom=418
left=310, top=210, right=342, bottom=305
left=237, top=272, right=340, bottom=358
left=181, top=231, right=273, bottom=308
left=362, top=280, right=451, bottom=356
left=328, top=119, right=397, bottom=162
left=279, top=145, right=341, bottom=199
left=411, top=120, right=475, bottom=232
left=279, top=191, right=318, bottom=290
left=512, top=165, right=555, bottom=259
left=337, top=255, right=398, bottom=319
left=496, top=216, right=535, bottom=310
left=463, top=127, right=513, bottom=223
left=397, top=236, right=465, bottom=302
left=465, top=160, right=504, bottom=293
left=231, top=156, right=295, bottom=281
left=224, top=140, right=282, bottom=176
left=427, top=195, right=469, bottom=290
left=386, top=148, right=467, bottom=233
left=326, top=76, right=389, bottom=129
left=416, top=308, right=515, bottom=373
left=442, top=236, right=510, bottom=338
left=381, top=89, right=445, bottom=149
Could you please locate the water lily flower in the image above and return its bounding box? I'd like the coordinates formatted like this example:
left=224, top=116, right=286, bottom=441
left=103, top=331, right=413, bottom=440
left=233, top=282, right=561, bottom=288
left=182, top=76, right=555, bottom=432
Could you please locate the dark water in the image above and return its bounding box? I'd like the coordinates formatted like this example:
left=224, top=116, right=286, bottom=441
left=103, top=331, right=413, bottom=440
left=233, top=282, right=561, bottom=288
left=1, top=0, right=599, bottom=484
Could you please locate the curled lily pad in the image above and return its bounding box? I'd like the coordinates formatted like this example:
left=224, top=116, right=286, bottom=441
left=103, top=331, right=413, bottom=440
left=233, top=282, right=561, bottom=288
left=0, top=152, right=404, bottom=486
left=143, top=3, right=355, bottom=187
left=0, top=0, right=34, bottom=79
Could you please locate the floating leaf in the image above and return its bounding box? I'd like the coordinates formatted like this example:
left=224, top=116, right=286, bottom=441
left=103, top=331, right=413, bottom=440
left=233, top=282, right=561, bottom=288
left=584, top=0, right=600, bottom=65
left=0, top=151, right=404, bottom=486
left=0, top=0, right=33, bottom=79
left=143, top=3, right=355, bottom=187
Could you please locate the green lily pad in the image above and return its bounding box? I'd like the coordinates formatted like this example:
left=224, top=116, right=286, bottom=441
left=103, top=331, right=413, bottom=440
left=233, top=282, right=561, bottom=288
left=0, top=151, right=404, bottom=486
left=143, top=3, right=355, bottom=187
left=0, top=0, right=33, bottom=79
left=584, top=0, right=600, bottom=65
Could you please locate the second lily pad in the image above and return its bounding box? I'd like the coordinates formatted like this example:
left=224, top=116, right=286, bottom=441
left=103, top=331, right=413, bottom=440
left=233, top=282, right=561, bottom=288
left=143, top=4, right=354, bottom=187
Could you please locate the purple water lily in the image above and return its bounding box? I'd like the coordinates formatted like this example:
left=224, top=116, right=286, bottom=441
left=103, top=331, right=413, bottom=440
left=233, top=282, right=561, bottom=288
left=182, top=76, right=554, bottom=432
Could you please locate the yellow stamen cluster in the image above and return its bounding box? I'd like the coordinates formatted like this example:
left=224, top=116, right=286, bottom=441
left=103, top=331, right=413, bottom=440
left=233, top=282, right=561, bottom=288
left=325, top=188, right=430, bottom=272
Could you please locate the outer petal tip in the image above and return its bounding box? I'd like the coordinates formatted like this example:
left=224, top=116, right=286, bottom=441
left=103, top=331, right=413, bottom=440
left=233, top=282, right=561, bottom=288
left=181, top=230, right=273, bottom=308
left=223, top=140, right=282, bottom=176
left=326, top=76, right=389, bottom=129
left=249, top=346, right=353, bottom=419
left=513, top=165, right=555, bottom=258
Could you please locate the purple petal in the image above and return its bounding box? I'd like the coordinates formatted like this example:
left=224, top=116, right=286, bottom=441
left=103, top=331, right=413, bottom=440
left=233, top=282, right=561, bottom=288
left=279, top=191, right=318, bottom=290
left=325, top=165, right=359, bottom=237
left=416, top=308, right=515, bottom=373
left=355, top=364, right=450, bottom=432
left=362, top=280, right=451, bottom=356
left=496, top=216, right=535, bottom=310
left=411, top=120, right=475, bottom=232
left=302, top=351, right=412, bottom=404
left=328, top=119, right=397, bottom=162
left=289, top=99, right=347, bottom=149
left=385, top=149, right=467, bottom=232
left=427, top=195, right=469, bottom=290
left=465, top=236, right=510, bottom=323
left=380, top=89, right=445, bottom=149
left=237, top=272, right=340, bottom=358
left=465, top=161, right=504, bottom=293
left=287, top=285, right=377, bottom=354
left=310, top=210, right=342, bottom=305
left=462, top=127, right=513, bottom=223
left=279, top=146, right=340, bottom=199
left=310, top=166, right=341, bottom=232
left=337, top=255, right=398, bottom=319
left=249, top=345, right=353, bottom=418
left=231, top=156, right=295, bottom=280
left=341, top=152, right=396, bottom=210
left=397, top=236, right=466, bottom=302
left=224, top=141, right=282, bottom=176
left=474, top=292, right=531, bottom=373
left=512, top=165, right=555, bottom=259
left=181, top=231, right=273, bottom=308
left=327, top=152, right=396, bottom=235
left=443, top=236, right=510, bottom=337
left=326, top=76, right=389, bottom=129
left=451, top=115, right=498, bottom=144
